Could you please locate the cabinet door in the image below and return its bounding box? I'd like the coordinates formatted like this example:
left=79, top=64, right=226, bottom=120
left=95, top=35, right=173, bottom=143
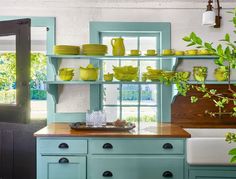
left=189, top=170, right=236, bottom=179
left=88, top=156, right=184, bottom=179
left=39, top=156, right=86, bottom=179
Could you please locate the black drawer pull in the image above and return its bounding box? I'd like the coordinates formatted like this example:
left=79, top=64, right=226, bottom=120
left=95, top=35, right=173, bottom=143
left=103, top=143, right=113, bottom=149
left=163, top=143, right=173, bottom=149
left=163, top=171, right=173, bottom=178
left=58, top=158, right=69, bottom=164
left=103, top=171, right=113, bottom=177
left=58, top=143, right=69, bottom=149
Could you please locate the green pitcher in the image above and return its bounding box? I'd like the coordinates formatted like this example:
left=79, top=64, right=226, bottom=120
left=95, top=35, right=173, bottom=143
left=111, top=37, right=125, bottom=56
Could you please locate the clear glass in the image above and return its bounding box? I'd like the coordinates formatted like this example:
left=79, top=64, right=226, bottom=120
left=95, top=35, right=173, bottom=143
left=140, top=37, right=157, bottom=55
left=103, top=60, right=119, bottom=75
left=140, top=107, right=157, bottom=128
left=0, top=35, right=16, bottom=105
left=103, top=84, right=120, bottom=105
left=122, top=84, right=139, bottom=105
left=122, top=107, right=138, bottom=126
left=123, top=37, right=138, bottom=55
left=103, top=106, right=120, bottom=122
left=140, top=84, right=157, bottom=105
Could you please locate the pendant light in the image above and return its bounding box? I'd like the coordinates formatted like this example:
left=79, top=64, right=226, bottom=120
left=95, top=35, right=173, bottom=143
left=202, top=0, right=222, bottom=28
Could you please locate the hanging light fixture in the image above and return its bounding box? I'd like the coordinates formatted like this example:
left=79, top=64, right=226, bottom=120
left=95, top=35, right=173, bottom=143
left=202, top=0, right=222, bottom=28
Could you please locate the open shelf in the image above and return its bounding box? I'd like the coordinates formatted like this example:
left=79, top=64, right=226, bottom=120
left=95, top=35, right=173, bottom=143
left=46, top=80, right=162, bottom=85
left=47, top=54, right=218, bottom=60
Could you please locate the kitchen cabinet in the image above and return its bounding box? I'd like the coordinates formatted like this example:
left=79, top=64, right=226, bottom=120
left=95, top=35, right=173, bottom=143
left=36, top=135, right=187, bottom=179
left=37, top=138, right=87, bottom=179
left=189, top=168, right=236, bottom=179
left=39, top=156, right=86, bottom=179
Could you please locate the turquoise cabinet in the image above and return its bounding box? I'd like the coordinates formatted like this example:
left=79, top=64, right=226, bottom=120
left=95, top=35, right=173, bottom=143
left=40, top=156, right=86, bottom=179
left=37, top=137, right=186, bottom=179
left=189, top=168, right=236, bottom=179
left=88, top=156, right=184, bottom=179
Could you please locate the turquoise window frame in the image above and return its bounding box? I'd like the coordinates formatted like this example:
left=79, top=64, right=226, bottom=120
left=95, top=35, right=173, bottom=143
left=0, top=16, right=55, bottom=123
left=90, top=22, right=173, bottom=123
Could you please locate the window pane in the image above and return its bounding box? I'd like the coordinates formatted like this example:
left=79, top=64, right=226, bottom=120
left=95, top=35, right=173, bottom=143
left=103, top=106, right=120, bottom=122
left=140, top=61, right=157, bottom=80
left=122, top=107, right=138, bottom=125
left=122, top=84, right=138, bottom=105
left=141, top=84, right=157, bottom=105
left=103, top=60, right=119, bottom=75
left=140, top=36, right=157, bottom=54
left=123, top=37, right=138, bottom=55
left=0, top=35, right=16, bottom=105
left=103, top=84, right=120, bottom=105
left=140, top=107, right=157, bottom=127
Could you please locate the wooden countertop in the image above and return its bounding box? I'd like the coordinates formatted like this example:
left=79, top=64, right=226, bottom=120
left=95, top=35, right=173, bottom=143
left=34, top=123, right=191, bottom=138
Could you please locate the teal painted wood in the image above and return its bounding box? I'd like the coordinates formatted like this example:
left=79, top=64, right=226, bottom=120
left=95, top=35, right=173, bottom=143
left=38, top=138, right=87, bottom=155
left=47, top=54, right=218, bottom=60
left=89, top=139, right=184, bottom=155
left=189, top=169, right=236, bottom=179
left=90, top=21, right=171, bottom=123
left=39, top=156, right=86, bottom=179
left=88, top=155, right=184, bottom=179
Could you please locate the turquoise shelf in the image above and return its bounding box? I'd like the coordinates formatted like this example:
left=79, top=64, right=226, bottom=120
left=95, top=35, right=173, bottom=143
left=46, top=80, right=236, bottom=85
left=46, top=80, right=162, bottom=85
left=47, top=54, right=218, bottom=60
left=188, top=80, right=236, bottom=85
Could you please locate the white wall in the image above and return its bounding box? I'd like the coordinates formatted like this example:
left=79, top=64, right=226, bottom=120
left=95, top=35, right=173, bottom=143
left=0, top=0, right=235, bottom=113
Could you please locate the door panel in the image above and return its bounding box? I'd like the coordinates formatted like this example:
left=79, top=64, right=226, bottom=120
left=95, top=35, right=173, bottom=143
left=0, top=19, right=31, bottom=123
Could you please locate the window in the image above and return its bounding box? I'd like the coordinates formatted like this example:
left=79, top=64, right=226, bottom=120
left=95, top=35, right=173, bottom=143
left=102, top=34, right=159, bottom=127
left=0, top=17, right=55, bottom=123
left=90, top=22, right=172, bottom=128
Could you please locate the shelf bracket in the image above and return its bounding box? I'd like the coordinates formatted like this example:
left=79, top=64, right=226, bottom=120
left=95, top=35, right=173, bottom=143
left=47, top=84, right=58, bottom=104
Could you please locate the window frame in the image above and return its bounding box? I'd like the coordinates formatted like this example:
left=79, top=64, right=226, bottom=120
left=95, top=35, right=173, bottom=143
left=0, top=16, right=55, bottom=123
left=90, top=22, right=173, bottom=123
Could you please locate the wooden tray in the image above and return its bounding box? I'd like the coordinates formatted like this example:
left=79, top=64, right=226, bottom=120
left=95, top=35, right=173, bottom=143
left=70, top=122, right=136, bottom=131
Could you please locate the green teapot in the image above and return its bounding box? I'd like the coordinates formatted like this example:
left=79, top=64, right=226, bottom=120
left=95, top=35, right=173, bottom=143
left=111, top=37, right=125, bottom=56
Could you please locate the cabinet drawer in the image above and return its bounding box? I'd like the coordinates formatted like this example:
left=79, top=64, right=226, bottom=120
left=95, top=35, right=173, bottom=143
left=38, top=156, right=86, bottom=179
left=88, top=156, right=184, bottom=179
left=89, top=139, right=184, bottom=154
left=37, top=138, right=87, bottom=155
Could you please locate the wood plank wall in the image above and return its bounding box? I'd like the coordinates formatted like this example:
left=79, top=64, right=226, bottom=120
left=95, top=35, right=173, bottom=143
left=0, top=121, right=45, bottom=179
left=172, top=84, right=236, bottom=128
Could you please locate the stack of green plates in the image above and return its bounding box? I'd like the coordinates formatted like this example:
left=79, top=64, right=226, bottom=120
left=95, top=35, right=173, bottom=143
left=54, top=45, right=80, bottom=55
left=82, top=44, right=107, bottom=56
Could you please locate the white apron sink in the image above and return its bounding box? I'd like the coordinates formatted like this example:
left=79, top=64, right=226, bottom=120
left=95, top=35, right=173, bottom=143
left=185, top=128, right=236, bottom=165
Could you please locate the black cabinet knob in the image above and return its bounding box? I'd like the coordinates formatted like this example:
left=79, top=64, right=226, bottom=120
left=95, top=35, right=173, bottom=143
left=103, top=143, right=113, bottom=149
left=162, top=143, right=173, bottom=149
left=58, top=143, right=69, bottom=149
left=162, top=171, right=173, bottom=178
left=103, top=171, right=113, bottom=177
left=58, top=157, right=69, bottom=164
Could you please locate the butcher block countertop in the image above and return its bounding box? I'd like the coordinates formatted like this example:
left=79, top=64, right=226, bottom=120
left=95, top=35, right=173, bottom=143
left=34, top=123, right=191, bottom=138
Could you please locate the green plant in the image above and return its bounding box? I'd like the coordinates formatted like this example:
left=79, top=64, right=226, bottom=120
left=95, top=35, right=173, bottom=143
left=181, top=8, right=236, bottom=163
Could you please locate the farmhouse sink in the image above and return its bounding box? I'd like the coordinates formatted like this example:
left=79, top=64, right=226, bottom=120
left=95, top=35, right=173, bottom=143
left=185, top=128, right=236, bottom=165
